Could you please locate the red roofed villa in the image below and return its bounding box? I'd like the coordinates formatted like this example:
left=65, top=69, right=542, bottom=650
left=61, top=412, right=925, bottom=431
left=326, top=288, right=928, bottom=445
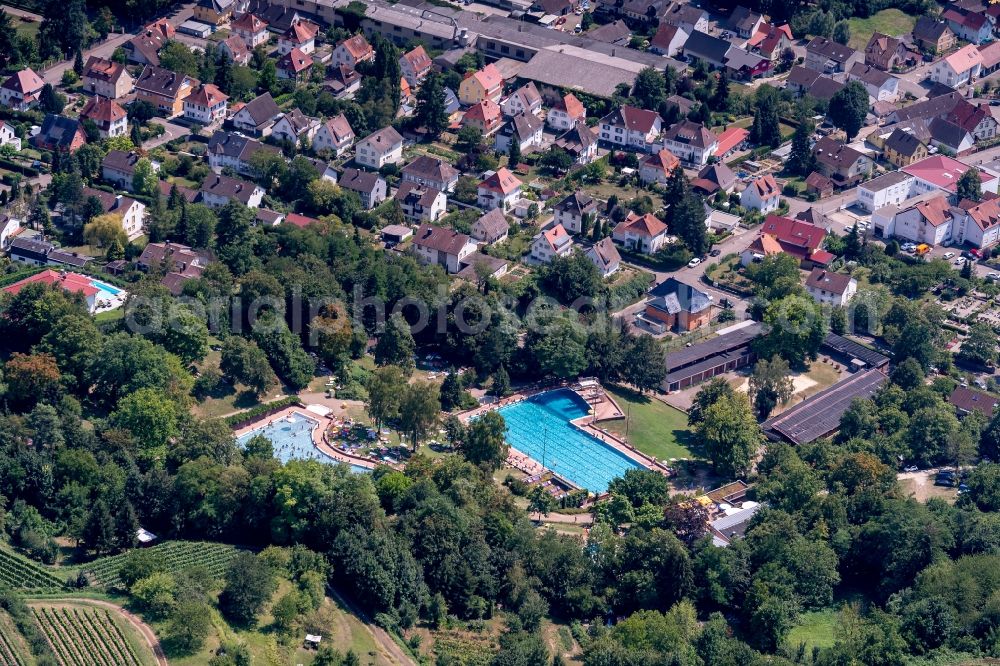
left=3, top=270, right=126, bottom=313
left=741, top=215, right=832, bottom=267
left=613, top=212, right=670, bottom=255
left=477, top=168, right=522, bottom=211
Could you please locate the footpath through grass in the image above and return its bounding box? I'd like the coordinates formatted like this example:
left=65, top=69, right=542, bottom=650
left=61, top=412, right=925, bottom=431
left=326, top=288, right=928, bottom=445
left=603, top=385, right=697, bottom=461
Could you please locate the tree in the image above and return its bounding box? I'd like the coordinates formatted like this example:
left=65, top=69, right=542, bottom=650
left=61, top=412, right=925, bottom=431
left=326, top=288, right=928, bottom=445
left=749, top=86, right=782, bottom=148
left=164, top=600, right=212, bottom=654
left=528, top=317, right=588, bottom=379
left=829, top=81, right=869, bottom=140
left=158, top=41, right=200, bottom=77
left=131, top=158, right=158, bottom=196
left=73, top=48, right=84, bottom=76
left=755, top=295, right=826, bottom=368
left=258, top=59, right=277, bottom=94
left=5, top=353, right=62, bottom=409
left=39, top=84, right=65, bottom=114
left=788, top=115, right=816, bottom=177
left=959, top=321, right=997, bottom=368
left=415, top=71, right=449, bottom=138
left=711, top=68, right=729, bottom=112
left=492, top=365, right=511, bottom=397
left=83, top=213, right=128, bottom=249
left=219, top=553, right=277, bottom=626
left=374, top=313, right=415, bottom=374
left=749, top=356, right=794, bottom=419
left=632, top=67, right=666, bottom=110
left=622, top=334, right=667, bottom=393
left=540, top=147, right=574, bottom=174
left=698, top=392, right=761, bottom=478
left=83, top=499, right=116, bottom=554
left=220, top=336, right=278, bottom=397
left=366, top=365, right=406, bottom=431
left=832, top=20, right=851, bottom=45
left=0, top=10, right=18, bottom=68
left=689, top=378, right=735, bottom=426
left=462, top=410, right=508, bottom=470
left=671, top=190, right=709, bottom=255
left=439, top=369, right=464, bottom=412
left=215, top=201, right=259, bottom=275
left=111, top=388, right=180, bottom=451
left=131, top=572, right=177, bottom=618
left=398, top=381, right=440, bottom=451
left=507, top=138, right=521, bottom=169
left=957, top=168, right=982, bottom=203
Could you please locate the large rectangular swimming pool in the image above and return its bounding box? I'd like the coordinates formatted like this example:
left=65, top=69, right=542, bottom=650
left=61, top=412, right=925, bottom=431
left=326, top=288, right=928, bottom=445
left=497, top=389, right=643, bottom=493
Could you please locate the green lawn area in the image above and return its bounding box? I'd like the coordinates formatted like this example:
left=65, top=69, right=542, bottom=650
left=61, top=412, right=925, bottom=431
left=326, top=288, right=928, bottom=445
left=603, top=385, right=697, bottom=461
left=13, top=16, right=39, bottom=41
left=786, top=609, right=838, bottom=652
left=847, top=9, right=916, bottom=50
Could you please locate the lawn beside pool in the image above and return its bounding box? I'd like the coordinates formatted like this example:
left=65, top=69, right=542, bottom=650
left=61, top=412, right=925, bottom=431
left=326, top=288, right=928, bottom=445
left=604, top=386, right=697, bottom=461
left=847, top=9, right=916, bottom=49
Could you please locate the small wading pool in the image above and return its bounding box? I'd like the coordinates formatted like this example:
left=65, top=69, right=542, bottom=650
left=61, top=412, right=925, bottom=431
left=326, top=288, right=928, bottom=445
left=497, top=389, right=644, bottom=493
left=236, top=411, right=370, bottom=473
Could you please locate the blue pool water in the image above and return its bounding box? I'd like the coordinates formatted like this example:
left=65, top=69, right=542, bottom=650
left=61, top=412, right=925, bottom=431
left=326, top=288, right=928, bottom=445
left=497, top=390, right=643, bottom=493
left=90, top=279, right=122, bottom=296
left=236, top=412, right=373, bottom=473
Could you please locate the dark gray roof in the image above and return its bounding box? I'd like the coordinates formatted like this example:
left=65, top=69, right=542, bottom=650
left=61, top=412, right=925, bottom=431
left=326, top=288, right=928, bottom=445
left=9, top=237, right=54, bottom=260
left=666, top=322, right=763, bottom=372
left=822, top=332, right=889, bottom=368
left=649, top=277, right=712, bottom=316
left=763, top=368, right=887, bottom=444
left=239, top=93, right=281, bottom=126
left=339, top=167, right=384, bottom=194
left=554, top=191, right=596, bottom=215
left=587, top=20, right=632, bottom=45
left=683, top=30, right=730, bottom=63
left=806, top=36, right=857, bottom=63
left=884, top=128, right=925, bottom=157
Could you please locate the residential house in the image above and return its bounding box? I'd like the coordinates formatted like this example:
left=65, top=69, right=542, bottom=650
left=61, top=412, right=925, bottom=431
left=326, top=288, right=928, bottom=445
left=136, top=241, right=211, bottom=294
left=31, top=115, right=86, bottom=153
left=394, top=182, right=446, bottom=223
left=952, top=197, right=1000, bottom=248
left=231, top=92, right=281, bottom=136
left=979, top=40, right=1000, bottom=76
left=588, top=20, right=632, bottom=46
left=805, top=172, right=834, bottom=199
left=458, top=64, right=504, bottom=106
left=530, top=223, right=574, bottom=264
left=412, top=225, right=477, bottom=273
left=848, top=63, right=899, bottom=101
left=649, top=23, right=688, bottom=57
left=553, top=121, right=599, bottom=165
left=902, top=154, right=998, bottom=196
left=219, top=35, right=251, bottom=66
left=643, top=277, right=714, bottom=333
left=193, top=0, right=237, bottom=25
left=532, top=0, right=575, bottom=15
left=682, top=30, right=731, bottom=69
left=502, top=82, right=542, bottom=118
left=399, top=46, right=432, bottom=87
left=102, top=150, right=145, bottom=188
left=477, top=168, right=522, bottom=211
left=82, top=57, right=134, bottom=99
left=183, top=84, right=229, bottom=124
left=725, top=47, right=772, bottom=81
left=463, top=99, right=503, bottom=135
left=0, top=68, right=44, bottom=111
left=785, top=65, right=821, bottom=95
left=740, top=215, right=830, bottom=267
left=946, top=100, right=997, bottom=142
left=401, top=155, right=459, bottom=192
left=858, top=171, right=915, bottom=212
left=639, top=149, right=680, bottom=185
left=9, top=238, right=55, bottom=266
left=331, top=35, right=375, bottom=69
left=324, top=64, right=361, bottom=99
left=805, top=268, right=857, bottom=307
left=746, top=23, right=793, bottom=62
left=950, top=386, right=1000, bottom=417
left=339, top=168, right=387, bottom=209
left=471, top=209, right=510, bottom=244
left=693, top=163, right=738, bottom=196
left=123, top=21, right=173, bottom=66
left=714, top=127, right=749, bottom=160
left=664, top=3, right=709, bottom=33
left=865, top=32, right=908, bottom=71
left=740, top=174, right=780, bottom=213
left=547, top=93, right=586, bottom=132
left=0, top=121, right=20, bottom=151
left=300, top=157, right=338, bottom=183
left=913, top=17, right=957, bottom=55
left=553, top=191, right=597, bottom=234
left=812, top=137, right=873, bottom=187
left=495, top=113, right=544, bottom=153
left=199, top=174, right=264, bottom=208
left=880, top=195, right=954, bottom=245
left=599, top=105, right=662, bottom=152
left=613, top=212, right=669, bottom=254
left=662, top=120, right=718, bottom=167
left=729, top=5, right=764, bottom=38
left=278, top=21, right=318, bottom=55
left=135, top=66, right=197, bottom=118
left=231, top=12, right=269, bottom=48
left=356, top=126, right=404, bottom=169
left=587, top=237, right=622, bottom=278
left=312, top=114, right=355, bottom=157
left=942, top=7, right=992, bottom=45
left=882, top=128, right=928, bottom=167
left=276, top=48, right=314, bottom=81
left=270, top=109, right=320, bottom=145
left=0, top=215, right=20, bottom=248
left=207, top=131, right=280, bottom=176
left=804, top=37, right=859, bottom=73
left=82, top=186, right=146, bottom=240
left=931, top=44, right=982, bottom=87
left=80, top=97, right=127, bottom=139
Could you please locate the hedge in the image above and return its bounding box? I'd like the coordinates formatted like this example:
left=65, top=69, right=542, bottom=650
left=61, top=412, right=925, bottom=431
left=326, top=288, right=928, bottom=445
left=0, top=266, right=48, bottom=288
left=225, top=396, right=302, bottom=429
left=0, top=158, right=39, bottom=178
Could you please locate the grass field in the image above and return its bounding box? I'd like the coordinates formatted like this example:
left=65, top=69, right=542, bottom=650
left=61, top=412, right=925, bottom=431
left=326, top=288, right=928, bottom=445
left=603, top=385, right=697, bottom=461
left=847, top=9, right=916, bottom=50
left=786, top=609, right=838, bottom=652
left=13, top=16, right=39, bottom=41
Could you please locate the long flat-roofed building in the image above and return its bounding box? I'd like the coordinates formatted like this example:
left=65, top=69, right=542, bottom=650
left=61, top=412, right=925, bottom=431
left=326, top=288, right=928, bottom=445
left=664, top=321, right=763, bottom=392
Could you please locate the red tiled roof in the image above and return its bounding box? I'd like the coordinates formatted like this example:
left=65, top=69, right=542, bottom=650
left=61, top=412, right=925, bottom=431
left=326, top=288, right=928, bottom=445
left=479, top=167, right=522, bottom=195
left=81, top=96, right=126, bottom=123
left=616, top=211, right=668, bottom=238
left=3, top=269, right=98, bottom=298
left=714, top=127, right=748, bottom=157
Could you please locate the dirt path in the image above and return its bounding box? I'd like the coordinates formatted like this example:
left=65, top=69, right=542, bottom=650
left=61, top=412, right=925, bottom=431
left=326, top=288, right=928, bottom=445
left=327, top=588, right=416, bottom=666
left=33, top=598, right=167, bottom=666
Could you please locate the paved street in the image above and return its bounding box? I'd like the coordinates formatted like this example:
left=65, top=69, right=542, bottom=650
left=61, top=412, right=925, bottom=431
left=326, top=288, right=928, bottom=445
left=146, top=118, right=189, bottom=148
